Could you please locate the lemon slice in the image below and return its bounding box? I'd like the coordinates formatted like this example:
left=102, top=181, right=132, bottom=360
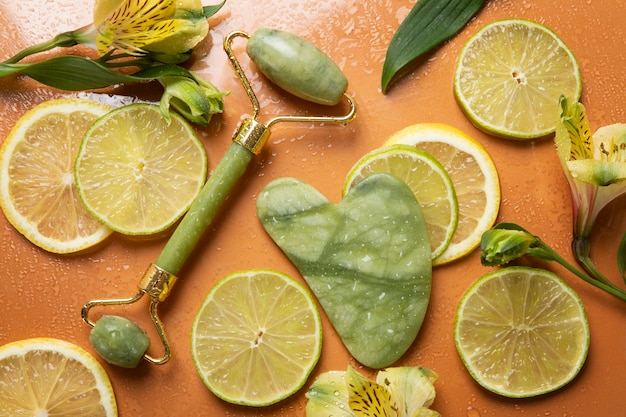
left=0, top=98, right=113, bottom=253
left=454, top=18, right=582, bottom=139
left=0, top=338, right=117, bottom=416
left=343, top=144, right=458, bottom=260
left=191, top=269, right=322, bottom=406
left=454, top=266, right=590, bottom=398
left=75, top=103, right=207, bottom=235
left=384, top=123, right=500, bottom=265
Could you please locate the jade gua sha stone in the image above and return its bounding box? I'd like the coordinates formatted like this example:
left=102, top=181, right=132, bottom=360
left=257, top=173, right=432, bottom=368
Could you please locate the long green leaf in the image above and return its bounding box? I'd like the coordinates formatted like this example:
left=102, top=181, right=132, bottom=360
left=5, top=55, right=196, bottom=91
left=15, top=56, right=141, bottom=90
left=381, top=0, right=485, bottom=93
left=618, top=232, right=626, bottom=283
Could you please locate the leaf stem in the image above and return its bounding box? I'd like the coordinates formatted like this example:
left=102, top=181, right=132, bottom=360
left=536, top=239, right=626, bottom=303
left=572, top=236, right=615, bottom=286
left=1, top=31, right=79, bottom=65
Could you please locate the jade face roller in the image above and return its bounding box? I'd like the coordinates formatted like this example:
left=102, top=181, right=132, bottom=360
left=81, top=27, right=356, bottom=366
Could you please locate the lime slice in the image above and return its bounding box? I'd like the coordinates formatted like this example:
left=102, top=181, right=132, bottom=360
left=75, top=103, right=207, bottom=235
left=343, top=144, right=458, bottom=261
left=454, top=266, right=590, bottom=398
left=454, top=18, right=582, bottom=139
left=0, top=338, right=117, bottom=416
left=384, top=123, right=500, bottom=265
left=191, top=269, right=322, bottom=406
left=0, top=98, right=113, bottom=253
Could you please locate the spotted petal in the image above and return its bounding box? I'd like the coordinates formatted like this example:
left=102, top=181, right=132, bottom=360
left=347, top=366, right=398, bottom=417
left=95, top=0, right=208, bottom=56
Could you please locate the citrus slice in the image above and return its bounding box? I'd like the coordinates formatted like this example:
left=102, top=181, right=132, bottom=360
left=454, top=266, right=590, bottom=398
left=454, top=18, right=582, bottom=139
left=384, top=123, right=500, bottom=265
left=191, top=269, right=322, bottom=406
left=0, top=337, right=117, bottom=416
left=343, top=144, right=458, bottom=260
left=75, top=103, right=207, bottom=235
left=0, top=98, right=113, bottom=253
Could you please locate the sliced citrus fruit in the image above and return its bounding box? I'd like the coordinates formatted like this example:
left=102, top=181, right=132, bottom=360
left=454, top=18, right=582, bottom=139
left=343, top=144, right=458, bottom=261
left=191, top=269, right=322, bottom=406
left=454, top=266, right=590, bottom=398
left=0, top=337, right=117, bottom=416
left=384, top=123, right=500, bottom=265
left=0, top=98, right=113, bottom=253
left=75, top=103, right=207, bottom=235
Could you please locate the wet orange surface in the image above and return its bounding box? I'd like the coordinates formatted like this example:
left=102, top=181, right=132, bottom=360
left=1, top=0, right=625, bottom=416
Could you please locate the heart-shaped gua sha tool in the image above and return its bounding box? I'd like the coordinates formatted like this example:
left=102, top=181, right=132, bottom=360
left=257, top=173, right=432, bottom=368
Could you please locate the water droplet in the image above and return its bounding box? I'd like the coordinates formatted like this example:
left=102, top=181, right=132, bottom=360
left=467, top=408, right=481, bottom=417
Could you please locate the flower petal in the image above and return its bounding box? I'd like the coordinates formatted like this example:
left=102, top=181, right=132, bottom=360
left=567, top=159, right=626, bottom=186
left=95, top=0, right=208, bottom=56
left=556, top=95, right=593, bottom=163
left=347, top=366, right=398, bottom=417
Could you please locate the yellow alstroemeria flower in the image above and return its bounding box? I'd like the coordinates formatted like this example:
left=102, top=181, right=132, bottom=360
left=555, top=96, right=626, bottom=238
left=306, top=366, right=440, bottom=417
left=93, top=0, right=209, bottom=56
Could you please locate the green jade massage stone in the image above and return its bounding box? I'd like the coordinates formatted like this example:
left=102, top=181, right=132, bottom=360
left=257, top=173, right=432, bottom=368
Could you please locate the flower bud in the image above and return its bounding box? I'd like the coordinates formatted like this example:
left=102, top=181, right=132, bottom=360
left=480, top=228, right=536, bottom=266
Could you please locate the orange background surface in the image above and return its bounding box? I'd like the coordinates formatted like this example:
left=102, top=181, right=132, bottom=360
left=1, top=0, right=625, bottom=416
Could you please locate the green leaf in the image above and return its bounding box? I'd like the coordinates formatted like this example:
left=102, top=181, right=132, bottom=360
left=381, top=0, right=485, bottom=93
left=257, top=173, right=432, bottom=369
left=203, top=0, right=226, bottom=18
left=619, top=232, right=626, bottom=283
left=4, top=54, right=200, bottom=91
left=13, top=55, right=141, bottom=90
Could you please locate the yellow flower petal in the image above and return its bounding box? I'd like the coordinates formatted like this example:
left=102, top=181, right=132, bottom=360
left=93, top=0, right=124, bottom=25
left=567, top=159, right=626, bottom=186
left=347, top=366, right=398, bottom=417
left=556, top=96, right=593, bottom=163
left=95, top=0, right=208, bottom=56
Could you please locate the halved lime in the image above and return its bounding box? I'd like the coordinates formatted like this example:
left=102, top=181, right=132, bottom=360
left=454, top=19, right=582, bottom=139
left=191, top=269, right=322, bottom=406
left=75, top=103, right=207, bottom=235
left=454, top=266, right=590, bottom=398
